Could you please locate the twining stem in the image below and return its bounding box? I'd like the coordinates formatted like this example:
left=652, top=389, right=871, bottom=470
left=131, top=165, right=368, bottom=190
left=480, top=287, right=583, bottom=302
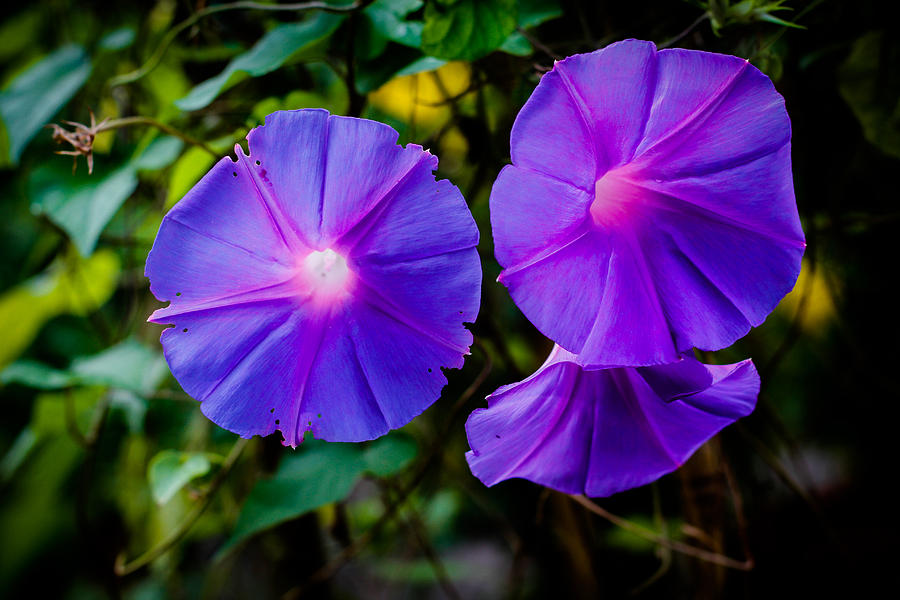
left=108, top=0, right=375, bottom=88
left=114, top=437, right=250, bottom=577
left=98, top=116, right=219, bottom=158
left=569, top=494, right=754, bottom=571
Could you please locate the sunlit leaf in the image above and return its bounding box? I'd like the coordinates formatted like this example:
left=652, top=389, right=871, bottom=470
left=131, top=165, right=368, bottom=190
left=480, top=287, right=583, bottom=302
left=421, top=0, right=516, bottom=60
left=0, top=250, right=120, bottom=367
left=165, top=146, right=218, bottom=210
left=147, top=450, right=212, bottom=505
left=175, top=13, right=344, bottom=112
left=0, top=45, right=91, bottom=166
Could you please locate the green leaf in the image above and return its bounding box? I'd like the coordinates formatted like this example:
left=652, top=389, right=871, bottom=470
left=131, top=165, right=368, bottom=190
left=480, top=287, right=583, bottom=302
left=362, top=434, right=417, bottom=477
left=0, top=250, right=120, bottom=367
left=99, top=27, right=136, bottom=51
left=70, top=339, right=168, bottom=396
left=29, top=164, right=138, bottom=256
left=1, top=339, right=166, bottom=398
left=422, top=0, right=516, bottom=60
left=500, top=0, right=562, bottom=56
left=147, top=450, right=213, bottom=505
left=0, top=45, right=92, bottom=166
left=175, top=13, right=344, bottom=112
left=838, top=31, right=900, bottom=159
left=132, top=135, right=185, bottom=171
left=0, top=360, right=77, bottom=389
left=365, top=0, right=425, bottom=50
left=218, top=441, right=368, bottom=557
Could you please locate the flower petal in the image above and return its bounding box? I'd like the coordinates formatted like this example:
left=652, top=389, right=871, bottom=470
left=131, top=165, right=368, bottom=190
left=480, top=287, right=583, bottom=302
left=490, top=165, right=592, bottom=271
left=493, top=40, right=804, bottom=365
left=466, top=348, right=759, bottom=497
left=145, top=156, right=296, bottom=309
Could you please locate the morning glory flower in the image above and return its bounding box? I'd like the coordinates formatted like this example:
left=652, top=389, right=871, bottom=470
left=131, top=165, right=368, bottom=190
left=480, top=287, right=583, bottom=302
left=146, top=109, right=481, bottom=446
left=465, top=346, right=759, bottom=497
left=491, top=39, right=805, bottom=367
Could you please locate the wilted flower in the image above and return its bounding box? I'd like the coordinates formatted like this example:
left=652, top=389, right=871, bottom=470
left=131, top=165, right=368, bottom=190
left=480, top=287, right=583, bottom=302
left=466, top=345, right=758, bottom=497
left=491, top=39, right=805, bottom=368
left=146, top=109, right=481, bottom=446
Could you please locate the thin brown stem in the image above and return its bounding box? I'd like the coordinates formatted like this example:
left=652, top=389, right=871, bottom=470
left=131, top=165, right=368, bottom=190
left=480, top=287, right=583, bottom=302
left=115, top=437, right=250, bottom=577
left=570, top=495, right=754, bottom=571
left=98, top=116, right=218, bottom=158
left=108, top=0, right=375, bottom=88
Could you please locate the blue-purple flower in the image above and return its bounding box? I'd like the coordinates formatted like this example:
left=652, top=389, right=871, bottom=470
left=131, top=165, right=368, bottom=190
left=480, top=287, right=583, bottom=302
left=466, top=346, right=758, bottom=497
left=146, top=109, right=481, bottom=446
left=491, top=39, right=805, bottom=368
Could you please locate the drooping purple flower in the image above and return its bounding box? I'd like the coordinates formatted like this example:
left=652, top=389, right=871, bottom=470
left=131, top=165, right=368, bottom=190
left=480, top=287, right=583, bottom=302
left=465, top=346, right=758, bottom=497
left=145, top=109, right=481, bottom=446
left=491, top=40, right=805, bottom=367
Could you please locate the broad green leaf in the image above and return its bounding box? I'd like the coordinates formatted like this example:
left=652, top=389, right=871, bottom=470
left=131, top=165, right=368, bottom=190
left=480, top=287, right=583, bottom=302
left=839, top=31, right=900, bottom=159
left=148, top=450, right=213, bottom=505
left=70, top=339, right=168, bottom=396
left=29, top=164, right=138, bottom=256
left=133, top=136, right=184, bottom=171
left=0, top=45, right=91, bottom=166
left=365, top=0, right=425, bottom=50
left=421, top=0, right=516, bottom=61
left=362, top=434, right=417, bottom=477
left=1, top=339, right=166, bottom=396
left=99, top=27, right=136, bottom=51
left=0, top=250, right=120, bottom=367
left=218, top=442, right=367, bottom=556
left=0, top=360, right=77, bottom=389
left=175, top=13, right=344, bottom=111
left=500, top=0, right=563, bottom=56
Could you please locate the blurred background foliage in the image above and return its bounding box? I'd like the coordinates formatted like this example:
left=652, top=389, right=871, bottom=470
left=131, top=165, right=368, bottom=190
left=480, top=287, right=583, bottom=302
left=0, top=0, right=897, bottom=598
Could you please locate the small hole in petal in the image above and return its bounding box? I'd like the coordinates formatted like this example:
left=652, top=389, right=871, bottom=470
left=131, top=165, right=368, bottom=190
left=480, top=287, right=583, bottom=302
left=182, top=328, right=188, bottom=332
left=427, top=368, right=432, bottom=373
left=255, top=160, right=261, bottom=165
left=232, top=171, right=237, bottom=177
left=495, top=434, right=501, bottom=439
left=317, top=413, right=322, bottom=418
left=175, top=292, right=181, bottom=297
left=275, top=419, right=280, bottom=425
left=270, top=408, right=275, bottom=414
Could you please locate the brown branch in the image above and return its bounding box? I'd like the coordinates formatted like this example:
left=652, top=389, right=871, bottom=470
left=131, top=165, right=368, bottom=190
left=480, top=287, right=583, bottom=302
left=569, top=495, right=754, bottom=571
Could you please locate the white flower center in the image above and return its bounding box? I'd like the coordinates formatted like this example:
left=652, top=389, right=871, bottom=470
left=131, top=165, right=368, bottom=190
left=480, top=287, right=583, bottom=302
left=303, top=248, right=350, bottom=293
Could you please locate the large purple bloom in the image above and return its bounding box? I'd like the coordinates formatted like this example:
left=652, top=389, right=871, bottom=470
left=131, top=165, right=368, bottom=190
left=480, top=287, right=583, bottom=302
left=492, top=40, right=805, bottom=367
left=146, top=109, right=481, bottom=446
left=466, top=346, right=758, bottom=497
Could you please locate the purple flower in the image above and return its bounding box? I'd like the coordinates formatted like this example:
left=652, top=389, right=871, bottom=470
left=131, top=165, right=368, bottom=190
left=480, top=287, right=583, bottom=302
left=465, top=346, right=759, bottom=497
left=145, top=109, right=481, bottom=446
left=491, top=40, right=805, bottom=367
